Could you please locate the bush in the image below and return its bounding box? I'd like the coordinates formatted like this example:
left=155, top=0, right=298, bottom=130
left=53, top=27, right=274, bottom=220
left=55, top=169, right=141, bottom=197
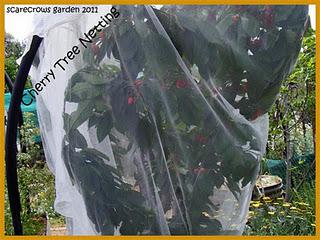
left=5, top=113, right=63, bottom=235
left=244, top=193, right=315, bottom=235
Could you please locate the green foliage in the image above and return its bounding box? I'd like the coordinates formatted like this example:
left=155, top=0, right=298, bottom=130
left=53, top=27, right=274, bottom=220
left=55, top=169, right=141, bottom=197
left=244, top=192, right=315, bottom=235
left=4, top=6, right=313, bottom=236
left=267, top=30, right=315, bottom=160
left=5, top=33, right=24, bottom=86
left=157, top=5, right=307, bottom=120
left=5, top=33, right=24, bottom=58
left=5, top=56, right=19, bottom=86
left=5, top=113, right=63, bottom=235
left=292, top=181, right=316, bottom=212
left=4, top=32, right=33, bottom=91
left=248, top=30, right=316, bottom=236
left=61, top=5, right=308, bottom=235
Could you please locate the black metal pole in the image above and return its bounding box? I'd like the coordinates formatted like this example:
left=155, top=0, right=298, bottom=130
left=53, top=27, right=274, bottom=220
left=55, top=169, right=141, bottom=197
left=5, top=72, right=14, bottom=92
left=5, top=35, right=43, bottom=235
left=5, top=71, right=24, bottom=127
left=5, top=71, right=27, bottom=155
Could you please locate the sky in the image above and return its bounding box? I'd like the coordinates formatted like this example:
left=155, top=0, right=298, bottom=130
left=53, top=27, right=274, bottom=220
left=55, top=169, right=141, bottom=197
left=5, top=5, right=316, bottom=42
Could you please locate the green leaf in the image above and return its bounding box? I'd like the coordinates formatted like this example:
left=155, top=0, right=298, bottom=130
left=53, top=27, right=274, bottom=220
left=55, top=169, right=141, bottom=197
left=69, top=69, right=86, bottom=88
left=88, top=114, right=100, bottom=128
left=216, top=14, right=233, bottom=36
left=63, top=113, right=71, bottom=131
left=286, top=30, right=297, bottom=45
left=263, top=29, right=280, bottom=50
left=117, top=29, right=139, bottom=60
left=118, top=21, right=131, bottom=36
left=82, top=47, right=95, bottom=66
left=198, top=22, right=222, bottom=45
left=177, top=93, right=202, bottom=125
left=94, top=98, right=108, bottom=113
left=143, top=32, right=177, bottom=78
left=81, top=147, right=110, bottom=161
left=241, top=15, right=260, bottom=37
left=134, top=117, right=154, bottom=151
left=71, top=82, right=91, bottom=98
left=211, top=172, right=225, bottom=189
left=69, top=129, right=88, bottom=148
left=177, top=15, right=198, bottom=32
left=274, top=5, right=296, bottom=22
left=96, top=111, right=113, bottom=142
left=77, top=66, right=112, bottom=85
left=70, top=81, right=103, bottom=100
left=70, top=100, right=94, bottom=131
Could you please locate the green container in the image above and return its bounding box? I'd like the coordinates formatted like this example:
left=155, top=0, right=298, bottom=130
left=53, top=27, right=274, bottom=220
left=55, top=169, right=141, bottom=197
left=5, top=89, right=40, bottom=143
left=265, top=154, right=315, bottom=186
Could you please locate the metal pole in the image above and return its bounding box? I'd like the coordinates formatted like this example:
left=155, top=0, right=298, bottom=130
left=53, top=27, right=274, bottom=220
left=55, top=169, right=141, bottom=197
left=5, top=35, right=43, bottom=235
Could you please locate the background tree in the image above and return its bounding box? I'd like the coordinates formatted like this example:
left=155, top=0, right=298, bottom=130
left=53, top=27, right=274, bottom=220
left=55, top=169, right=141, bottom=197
left=5, top=33, right=33, bottom=91
left=266, top=28, right=315, bottom=159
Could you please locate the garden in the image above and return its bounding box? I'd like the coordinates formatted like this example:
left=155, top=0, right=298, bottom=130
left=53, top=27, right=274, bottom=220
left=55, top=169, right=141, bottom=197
left=4, top=5, right=316, bottom=236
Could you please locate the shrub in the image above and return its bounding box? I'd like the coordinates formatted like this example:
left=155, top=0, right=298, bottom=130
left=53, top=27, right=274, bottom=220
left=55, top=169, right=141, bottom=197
left=244, top=194, right=315, bottom=235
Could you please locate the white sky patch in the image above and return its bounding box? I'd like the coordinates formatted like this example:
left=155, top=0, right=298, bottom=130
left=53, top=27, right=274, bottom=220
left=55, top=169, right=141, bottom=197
left=309, top=5, right=316, bottom=29
left=5, top=5, right=34, bottom=41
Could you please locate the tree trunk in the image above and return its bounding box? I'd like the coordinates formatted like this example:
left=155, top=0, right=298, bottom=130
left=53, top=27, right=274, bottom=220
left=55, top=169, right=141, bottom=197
left=311, top=119, right=316, bottom=153
left=285, top=128, right=292, bottom=202
left=302, top=116, right=307, bottom=152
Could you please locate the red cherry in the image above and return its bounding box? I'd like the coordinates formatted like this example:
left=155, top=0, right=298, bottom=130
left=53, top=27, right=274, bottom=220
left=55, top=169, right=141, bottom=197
left=264, top=6, right=273, bottom=14
left=249, top=37, right=262, bottom=48
left=99, top=32, right=105, bottom=39
left=134, top=80, right=143, bottom=96
left=211, top=87, right=219, bottom=96
left=242, top=82, right=248, bottom=92
left=263, top=6, right=273, bottom=28
left=176, top=79, right=189, bottom=89
left=193, top=167, right=208, bottom=174
left=160, top=83, right=169, bottom=90
left=134, top=79, right=143, bottom=88
left=127, top=96, right=135, bottom=105
left=195, top=134, right=207, bottom=143
left=91, top=44, right=99, bottom=55
left=251, top=109, right=263, bottom=120
left=232, top=14, right=240, bottom=23
left=207, top=12, right=216, bottom=21
left=264, top=15, right=273, bottom=28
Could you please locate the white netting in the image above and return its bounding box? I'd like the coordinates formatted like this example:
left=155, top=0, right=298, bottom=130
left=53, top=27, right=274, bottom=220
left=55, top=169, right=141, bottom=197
left=26, top=5, right=307, bottom=235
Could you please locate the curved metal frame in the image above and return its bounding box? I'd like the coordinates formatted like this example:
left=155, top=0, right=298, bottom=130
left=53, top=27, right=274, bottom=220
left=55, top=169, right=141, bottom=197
left=5, top=72, right=24, bottom=128
left=5, top=35, right=43, bottom=235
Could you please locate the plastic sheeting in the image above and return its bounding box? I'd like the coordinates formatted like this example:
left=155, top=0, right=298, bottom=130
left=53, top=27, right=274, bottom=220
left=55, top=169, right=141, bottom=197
left=27, top=5, right=308, bottom=235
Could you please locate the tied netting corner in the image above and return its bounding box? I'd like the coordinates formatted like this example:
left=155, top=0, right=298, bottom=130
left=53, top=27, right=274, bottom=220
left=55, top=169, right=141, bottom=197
left=28, top=5, right=308, bottom=235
